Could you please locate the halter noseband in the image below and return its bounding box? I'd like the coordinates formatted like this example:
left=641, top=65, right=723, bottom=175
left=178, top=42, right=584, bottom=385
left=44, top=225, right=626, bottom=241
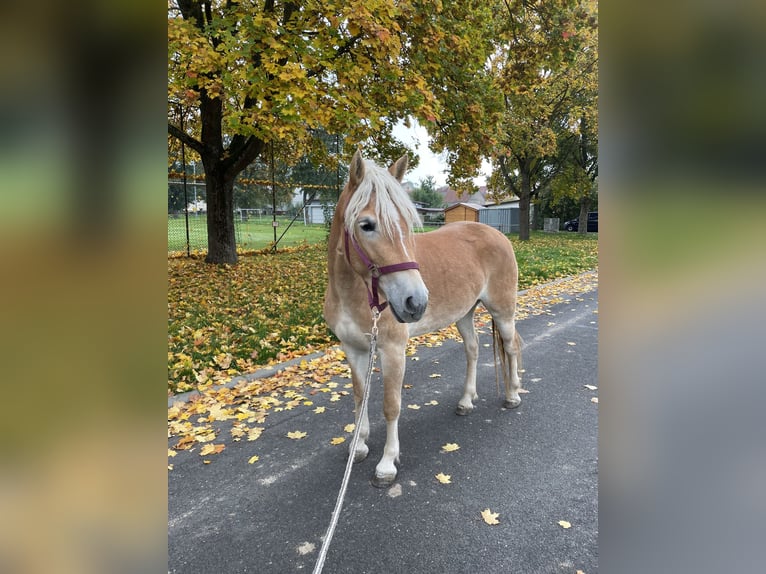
left=344, top=228, right=420, bottom=313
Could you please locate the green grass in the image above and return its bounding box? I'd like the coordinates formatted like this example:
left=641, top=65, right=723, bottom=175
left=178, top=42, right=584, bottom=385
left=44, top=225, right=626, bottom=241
left=168, top=229, right=597, bottom=394
left=168, top=214, right=328, bottom=253
left=513, top=231, right=598, bottom=290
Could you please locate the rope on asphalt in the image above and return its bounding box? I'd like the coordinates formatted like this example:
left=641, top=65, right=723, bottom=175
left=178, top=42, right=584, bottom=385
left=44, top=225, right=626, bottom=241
left=312, top=308, right=380, bottom=574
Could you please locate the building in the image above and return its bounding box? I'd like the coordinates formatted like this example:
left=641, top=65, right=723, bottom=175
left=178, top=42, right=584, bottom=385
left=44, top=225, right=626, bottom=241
left=444, top=202, right=483, bottom=224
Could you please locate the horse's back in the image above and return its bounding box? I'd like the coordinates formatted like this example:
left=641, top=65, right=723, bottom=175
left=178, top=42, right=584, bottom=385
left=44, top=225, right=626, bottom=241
left=416, top=221, right=516, bottom=268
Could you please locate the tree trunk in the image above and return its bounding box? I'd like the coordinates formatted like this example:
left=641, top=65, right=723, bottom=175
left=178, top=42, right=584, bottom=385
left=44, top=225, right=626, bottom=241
left=578, top=196, right=591, bottom=235
left=518, top=168, right=532, bottom=241
left=204, top=166, right=238, bottom=264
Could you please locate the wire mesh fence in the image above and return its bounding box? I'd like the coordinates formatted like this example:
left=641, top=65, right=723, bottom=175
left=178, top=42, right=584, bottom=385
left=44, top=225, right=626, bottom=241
left=167, top=188, right=337, bottom=256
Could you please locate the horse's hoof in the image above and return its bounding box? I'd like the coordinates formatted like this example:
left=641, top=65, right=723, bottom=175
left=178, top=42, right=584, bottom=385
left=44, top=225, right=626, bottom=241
left=371, top=472, right=396, bottom=489
left=503, top=397, right=522, bottom=409
left=352, top=445, right=369, bottom=463
left=455, top=404, right=473, bottom=416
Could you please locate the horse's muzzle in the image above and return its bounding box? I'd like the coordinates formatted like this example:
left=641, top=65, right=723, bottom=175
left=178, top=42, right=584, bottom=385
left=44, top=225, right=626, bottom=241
left=390, top=294, right=427, bottom=323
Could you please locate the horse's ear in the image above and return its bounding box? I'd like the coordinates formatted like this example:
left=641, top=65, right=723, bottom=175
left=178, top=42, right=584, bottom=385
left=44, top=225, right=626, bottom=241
left=349, top=149, right=365, bottom=188
left=388, top=154, right=408, bottom=182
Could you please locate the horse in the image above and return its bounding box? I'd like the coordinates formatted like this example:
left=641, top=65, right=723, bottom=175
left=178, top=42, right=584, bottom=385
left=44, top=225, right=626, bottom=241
left=323, top=149, right=523, bottom=488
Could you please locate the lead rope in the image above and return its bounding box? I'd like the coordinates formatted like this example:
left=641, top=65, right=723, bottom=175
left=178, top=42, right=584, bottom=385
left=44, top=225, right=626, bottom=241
left=312, top=308, right=380, bottom=574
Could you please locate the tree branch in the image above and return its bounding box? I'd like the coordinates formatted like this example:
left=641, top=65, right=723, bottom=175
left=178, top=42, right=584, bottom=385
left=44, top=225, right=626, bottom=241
left=168, top=123, right=204, bottom=155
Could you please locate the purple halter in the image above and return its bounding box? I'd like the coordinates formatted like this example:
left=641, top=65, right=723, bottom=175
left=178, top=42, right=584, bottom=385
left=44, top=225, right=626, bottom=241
left=344, top=228, right=420, bottom=313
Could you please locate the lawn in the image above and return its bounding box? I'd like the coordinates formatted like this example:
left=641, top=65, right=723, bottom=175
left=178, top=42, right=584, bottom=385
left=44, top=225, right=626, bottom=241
left=168, top=230, right=597, bottom=395
left=168, top=214, right=328, bottom=253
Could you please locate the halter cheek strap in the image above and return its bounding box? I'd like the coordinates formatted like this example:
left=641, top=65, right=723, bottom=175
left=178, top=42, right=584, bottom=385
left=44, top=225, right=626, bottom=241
left=344, top=229, right=420, bottom=313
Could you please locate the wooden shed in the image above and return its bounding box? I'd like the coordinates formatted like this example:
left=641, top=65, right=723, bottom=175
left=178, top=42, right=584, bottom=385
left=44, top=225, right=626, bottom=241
left=444, top=202, right=483, bottom=224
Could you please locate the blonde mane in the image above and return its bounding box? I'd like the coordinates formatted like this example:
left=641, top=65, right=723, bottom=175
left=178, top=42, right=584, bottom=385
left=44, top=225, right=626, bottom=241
left=344, top=159, right=422, bottom=240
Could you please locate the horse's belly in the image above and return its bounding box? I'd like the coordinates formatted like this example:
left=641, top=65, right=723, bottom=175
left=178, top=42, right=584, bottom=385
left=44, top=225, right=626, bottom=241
left=407, top=306, right=472, bottom=338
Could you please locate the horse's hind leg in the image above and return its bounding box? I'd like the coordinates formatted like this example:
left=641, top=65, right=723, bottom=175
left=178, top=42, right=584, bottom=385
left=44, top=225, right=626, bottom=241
left=343, top=343, right=371, bottom=463
left=455, top=306, right=479, bottom=416
left=493, top=317, right=523, bottom=408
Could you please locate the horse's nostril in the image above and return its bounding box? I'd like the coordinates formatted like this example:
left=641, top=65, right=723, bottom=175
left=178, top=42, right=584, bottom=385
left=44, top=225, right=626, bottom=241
left=405, top=296, right=417, bottom=313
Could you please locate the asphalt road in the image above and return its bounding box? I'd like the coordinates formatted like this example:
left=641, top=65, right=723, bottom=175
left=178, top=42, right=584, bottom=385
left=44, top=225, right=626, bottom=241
left=169, top=288, right=598, bottom=574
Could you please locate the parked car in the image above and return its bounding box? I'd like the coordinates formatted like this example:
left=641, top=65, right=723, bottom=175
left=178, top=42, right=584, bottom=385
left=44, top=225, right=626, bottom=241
left=564, top=211, right=598, bottom=232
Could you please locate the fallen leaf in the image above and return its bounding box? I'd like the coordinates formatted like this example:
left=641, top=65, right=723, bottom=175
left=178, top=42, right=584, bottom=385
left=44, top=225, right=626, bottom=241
left=429, top=373, right=441, bottom=378
left=583, top=384, right=597, bottom=391
left=247, top=427, right=264, bottom=441
left=481, top=508, right=500, bottom=525
left=168, top=464, right=174, bottom=471
left=314, top=406, right=326, bottom=414
left=168, top=449, right=177, bottom=458
left=590, top=397, right=598, bottom=404
left=558, top=520, right=572, bottom=529
left=199, top=443, right=225, bottom=456
left=287, top=431, right=307, bottom=439
left=247, top=455, right=260, bottom=464
left=202, top=460, right=211, bottom=465
left=330, top=437, right=345, bottom=445
left=435, top=472, right=452, bottom=484
left=343, top=423, right=355, bottom=433
left=441, top=443, right=460, bottom=453
left=407, top=404, right=421, bottom=410
left=567, top=341, right=577, bottom=346
left=425, top=400, right=438, bottom=406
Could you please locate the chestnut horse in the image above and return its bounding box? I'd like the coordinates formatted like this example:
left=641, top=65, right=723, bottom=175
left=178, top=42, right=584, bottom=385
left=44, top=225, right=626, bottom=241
left=323, top=150, right=523, bottom=487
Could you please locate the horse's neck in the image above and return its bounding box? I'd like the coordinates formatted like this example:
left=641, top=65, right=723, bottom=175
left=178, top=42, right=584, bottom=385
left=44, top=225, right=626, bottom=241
left=327, top=197, right=356, bottom=285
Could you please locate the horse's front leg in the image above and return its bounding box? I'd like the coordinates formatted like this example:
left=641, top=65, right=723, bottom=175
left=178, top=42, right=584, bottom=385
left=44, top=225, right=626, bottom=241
left=371, top=337, right=407, bottom=488
left=343, top=343, right=372, bottom=463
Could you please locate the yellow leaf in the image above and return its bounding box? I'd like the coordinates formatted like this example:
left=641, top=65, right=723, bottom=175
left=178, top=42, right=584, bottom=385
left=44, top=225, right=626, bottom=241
left=441, top=443, right=460, bottom=453
left=287, top=431, right=307, bottom=439
left=168, top=449, right=177, bottom=458
left=247, top=427, right=264, bottom=441
left=435, top=472, right=451, bottom=484
left=558, top=520, right=572, bottom=529
left=248, top=455, right=260, bottom=464
left=429, top=373, right=441, bottom=378
left=314, top=406, right=326, bottom=414
left=203, top=460, right=211, bottom=465
left=343, top=423, right=355, bottom=433
left=425, top=400, right=438, bottom=406
left=330, top=437, right=346, bottom=445
left=590, top=397, right=599, bottom=404
left=481, top=508, right=500, bottom=525
left=199, top=443, right=225, bottom=456
left=407, top=404, right=421, bottom=410
left=168, top=464, right=174, bottom=471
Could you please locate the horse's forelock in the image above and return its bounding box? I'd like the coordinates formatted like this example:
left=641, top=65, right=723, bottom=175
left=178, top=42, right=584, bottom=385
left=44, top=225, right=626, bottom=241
left=344, top=160, right=422, bottom=240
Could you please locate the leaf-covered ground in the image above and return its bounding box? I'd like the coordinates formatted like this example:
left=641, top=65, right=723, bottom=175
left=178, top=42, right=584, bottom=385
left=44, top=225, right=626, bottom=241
left=168, top=243, right=333, bottom=394
left=168, top=233, right=597, bottom=395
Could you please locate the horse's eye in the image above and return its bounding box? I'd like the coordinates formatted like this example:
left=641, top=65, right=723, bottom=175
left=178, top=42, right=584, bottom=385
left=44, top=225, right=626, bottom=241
left=359, top=220, right=376, bottom=233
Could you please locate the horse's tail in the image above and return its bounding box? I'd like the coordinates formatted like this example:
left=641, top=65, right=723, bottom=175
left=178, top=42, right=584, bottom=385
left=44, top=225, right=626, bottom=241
left=492, top=319, right=524, bottom=397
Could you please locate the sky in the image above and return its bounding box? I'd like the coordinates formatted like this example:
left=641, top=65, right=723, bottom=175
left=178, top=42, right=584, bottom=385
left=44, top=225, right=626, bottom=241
left=391, top=118, right=490, bottom=188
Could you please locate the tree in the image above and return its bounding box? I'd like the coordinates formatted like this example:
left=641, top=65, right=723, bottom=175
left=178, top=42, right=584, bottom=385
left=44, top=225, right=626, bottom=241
left=410, top=176, right=444, bottom=208
left=168, top=0, right=491, bottom=263
left=422, top=0, right=597, bottom=240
